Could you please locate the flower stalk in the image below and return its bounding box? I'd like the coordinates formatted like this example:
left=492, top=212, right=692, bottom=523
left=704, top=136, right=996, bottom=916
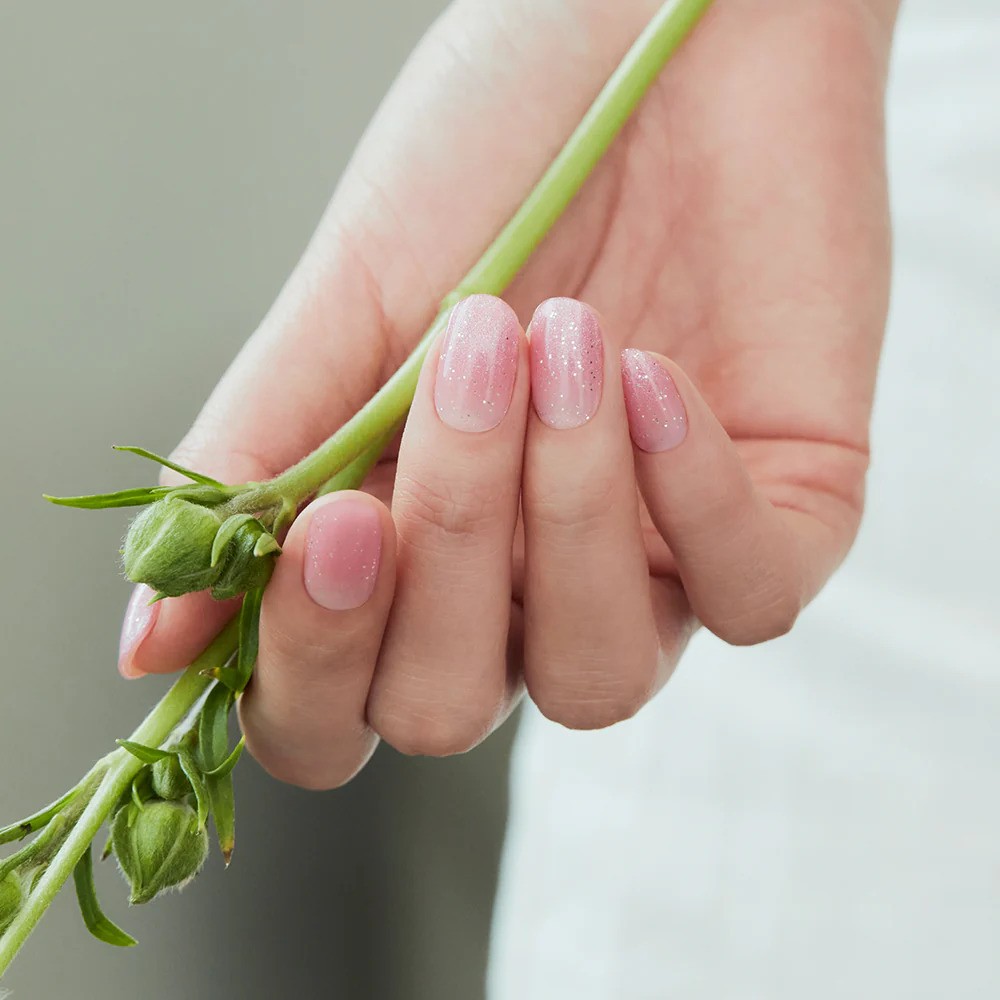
left=0, top=0, right=713, bottom=976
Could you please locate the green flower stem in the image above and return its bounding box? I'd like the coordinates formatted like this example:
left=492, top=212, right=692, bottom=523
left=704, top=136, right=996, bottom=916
left=263, top=0, right=714, bottom=506
left=1, top=0, right=713, bottom=974
left=0, top=622, right=238, bottom=974
left=317, top=422, right=402, bottom=497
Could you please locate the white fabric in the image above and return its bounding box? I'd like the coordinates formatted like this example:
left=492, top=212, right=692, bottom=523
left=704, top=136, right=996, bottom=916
left=490, top=3, right=1000, bottom=997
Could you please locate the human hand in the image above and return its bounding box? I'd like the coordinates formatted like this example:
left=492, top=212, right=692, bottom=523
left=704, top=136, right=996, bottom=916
left=118, top=0, right=894, bottom=787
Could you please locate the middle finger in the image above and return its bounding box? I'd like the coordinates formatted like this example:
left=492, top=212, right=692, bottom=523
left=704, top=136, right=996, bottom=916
left=368, top=295, right=528, bottom=756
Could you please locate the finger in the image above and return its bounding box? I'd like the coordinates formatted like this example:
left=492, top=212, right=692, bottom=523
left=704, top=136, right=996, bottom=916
left=238, top=491, right=396, bottom=790
left=118, top=586, right=239, bottom=679
left=367, top=295, right=527, bottom=757
left=519, top=299, right=662, bottom=730
left=620, top=349, right=851, bottom=646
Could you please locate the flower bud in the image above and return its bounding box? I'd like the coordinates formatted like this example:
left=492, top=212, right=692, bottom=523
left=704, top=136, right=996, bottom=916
left=122, top=498, right=223, bottom=597
left=210, top=520, right=278, bottom=600
left=112, top=800, right=209, bottom=905
left=151, top=754, right=190, bottom=801
left=0, top=871, right=25, bottom=935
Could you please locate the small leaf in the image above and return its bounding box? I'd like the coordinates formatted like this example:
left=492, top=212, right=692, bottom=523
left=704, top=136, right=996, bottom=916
left=73, top=843, right=137, bottom=948
left=206, top=770, right=236, bottom=866
left=236, top=587, right=263, bottom=688
left=167, top=484, right=231, bottom=506
left=43, top=487, right=168, bottom=510
left=197, top=684, right=233, bottom=773
left=116, top=740, right=173, bottom=765
left=204, top=736, right=246, bottom=780
left=113, top=446, right=224, bottom=487
left=210, top=514, right=257, bottom=568
left=177, top=750, right=210, bottom=832
left=0, top=786, right=80, bottom=845
left=130, top=778, right=146, bottom=813
left=211, top=587, right=262, bottom=694
left=252, top=532, right=281, bottom=558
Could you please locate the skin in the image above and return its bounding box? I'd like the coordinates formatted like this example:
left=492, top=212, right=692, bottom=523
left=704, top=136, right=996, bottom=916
left=121, top=0, right=900, bottom=789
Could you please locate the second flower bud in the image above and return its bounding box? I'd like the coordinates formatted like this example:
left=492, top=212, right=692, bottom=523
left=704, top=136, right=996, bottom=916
left=122, top=498, right=280, bottom=600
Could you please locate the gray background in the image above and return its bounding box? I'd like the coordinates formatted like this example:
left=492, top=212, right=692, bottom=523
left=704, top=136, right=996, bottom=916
left=1, top=3, right=515, bottom=998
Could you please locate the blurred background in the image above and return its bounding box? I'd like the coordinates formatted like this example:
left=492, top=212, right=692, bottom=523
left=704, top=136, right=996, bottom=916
left=2, top=2, right=998, bottom=999
left=0, top=2, right=517, bottom=997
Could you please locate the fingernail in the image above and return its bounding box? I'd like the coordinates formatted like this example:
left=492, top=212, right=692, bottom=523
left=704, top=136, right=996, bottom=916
left=304, top=496, right=382, bottom=611
left=621, top=349, right=689, bottom=452
left=434, top=294, right=520, bottom=433
left=529, top=298, right=604, bottom=430
left=119, top=584, right=160, bottom=678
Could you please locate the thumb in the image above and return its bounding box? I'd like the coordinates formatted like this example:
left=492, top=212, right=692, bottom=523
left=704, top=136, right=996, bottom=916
left=118, top=242, right=390, bottom=679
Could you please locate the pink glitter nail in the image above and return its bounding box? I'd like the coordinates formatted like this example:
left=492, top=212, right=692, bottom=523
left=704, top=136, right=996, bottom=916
left=434, top=295, right=520, bottom=433
left=620, top=349, right=688, bottom=453
left=529, top=298, right=604, bottom=430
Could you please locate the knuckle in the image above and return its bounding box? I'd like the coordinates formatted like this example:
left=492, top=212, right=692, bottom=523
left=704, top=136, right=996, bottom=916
left=371, top=702, right=493, bottom=758
left=529, top=657, right=655, bottom=731
left=395, top=472, right=507, bottom=547
left=245, top=744, right=357, bottom=792
left=708, top=589, right=803, bottom=647
left=241, top=707, right=374, bottom=792
left=525, top=468, right=619, bottom=533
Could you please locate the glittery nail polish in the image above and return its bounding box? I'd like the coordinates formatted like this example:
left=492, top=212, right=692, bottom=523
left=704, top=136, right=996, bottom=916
left=119, top=583, right=160, bottom=678
left=303, top=496, right=382, bottom=611
left=528, top=298, right=604, bottom=430
left=434, top=295, right=520, bottom=433
left=620, top=349, right=688, bottom=452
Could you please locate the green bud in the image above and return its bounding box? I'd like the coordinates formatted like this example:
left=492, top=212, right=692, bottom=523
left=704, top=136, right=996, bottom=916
left=210, top=519, right=278, bottom=601
left=112, top=801, right=209, bottom=905
left=151, top=754, right=190, bottom=801
left=0, top=871, right=25, bottom=935
left=122, top=498, right=223, bottom=597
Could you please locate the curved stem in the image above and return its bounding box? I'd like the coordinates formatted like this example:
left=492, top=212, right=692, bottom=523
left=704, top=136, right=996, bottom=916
left=268, top=0, right=714, bottom=503
left=0, top=622, right=238, bottom=975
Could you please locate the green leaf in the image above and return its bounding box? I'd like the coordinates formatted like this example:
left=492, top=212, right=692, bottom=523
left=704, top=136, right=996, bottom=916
left=166, top=484, right=231, bottom=506
left=210, top=514, right=257, bottom=568
left=193, top=686, right=240, bottom=864
left=204, top=736, right=245, bottom=780
left=0, top=786, right=80, bottom=845
left=236, top=588, right=263, bottom=689
left=112, top=446, right=225, bottom=487
left=177, top=750, right=210, bottom=832
left=197, top=683, right=233, bottom=773
left=252, top=533, right=281, bottom=558
left=72, top=844, right=137, bottom=948
left=205, top=770, right=236, bottom=866
left=116, top=740, right=173, bottom=765
left=210, top=588, right=262, bottom=694
left=43, top=487, right=168, bottom=510
left=130, top=778, right=146, bottom=813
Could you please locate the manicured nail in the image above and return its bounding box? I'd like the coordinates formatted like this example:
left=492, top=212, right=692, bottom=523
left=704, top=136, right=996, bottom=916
left=621, top=349, right=688, bottom=452
left=529, top=298, right=604, bottom=430
left=434, top=294, right=520, bottom=433
left=303, top=496, right=382, bottom=611
left=119, top=584, right=160, bottom=678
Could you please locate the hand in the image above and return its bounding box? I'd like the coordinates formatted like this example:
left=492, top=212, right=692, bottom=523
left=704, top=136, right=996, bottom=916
left=118, top=0, right=894, bottom=787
